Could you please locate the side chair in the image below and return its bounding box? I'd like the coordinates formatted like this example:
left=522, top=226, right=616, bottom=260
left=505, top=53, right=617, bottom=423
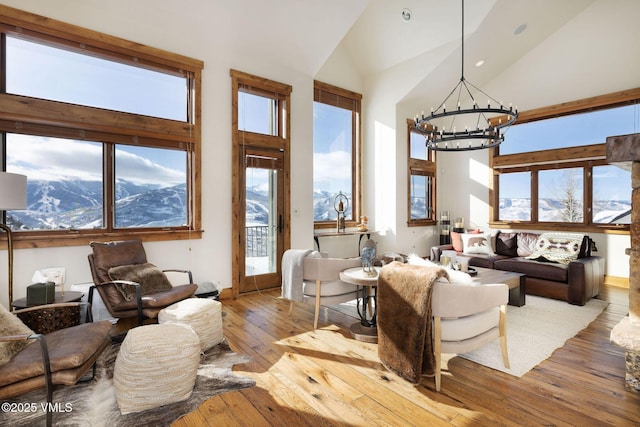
left=432, top=281, right=510, bottom=391
left=284, top=250, right=361, bottom=329
left=87, top=240, right=198, bottom=327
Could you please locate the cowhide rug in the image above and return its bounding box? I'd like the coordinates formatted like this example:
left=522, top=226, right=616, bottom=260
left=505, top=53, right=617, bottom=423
left=1, top=340, right=255, bottom=426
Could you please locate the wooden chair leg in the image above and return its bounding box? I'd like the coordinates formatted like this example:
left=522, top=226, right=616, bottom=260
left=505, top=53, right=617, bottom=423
left=288, top=301, right=294, bottom=316
left=314, top=281, right=321, bottom=329
left=434, top=316, right=442, bottom=391
left=499, top=305, right=510, bottom=368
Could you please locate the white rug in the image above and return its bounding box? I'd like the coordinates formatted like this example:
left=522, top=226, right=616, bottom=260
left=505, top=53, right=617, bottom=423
left=332, top=295, right=608, bottom=377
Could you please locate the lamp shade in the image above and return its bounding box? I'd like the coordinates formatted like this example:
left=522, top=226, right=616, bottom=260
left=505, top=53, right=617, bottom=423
left=0, top=172, right=27, bottom=210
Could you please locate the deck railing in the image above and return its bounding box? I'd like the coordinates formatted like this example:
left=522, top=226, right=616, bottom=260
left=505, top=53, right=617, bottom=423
left=246, top=225, right=269, bottom=257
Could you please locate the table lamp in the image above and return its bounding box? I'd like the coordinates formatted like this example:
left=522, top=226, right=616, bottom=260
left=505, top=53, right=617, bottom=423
left=0, top=172, right=27, bottom=307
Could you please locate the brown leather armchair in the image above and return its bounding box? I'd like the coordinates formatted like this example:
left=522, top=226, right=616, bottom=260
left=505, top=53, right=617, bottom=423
left=87, top=240, right=198, bottom=326
left=0, top=303, right=111, bottom=426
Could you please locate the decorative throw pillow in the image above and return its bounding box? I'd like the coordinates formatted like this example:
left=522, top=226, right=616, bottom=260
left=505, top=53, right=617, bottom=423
left=450, top=229, right=480, bottom=252
left=525, top=233, right=585, bottom=265
left=108, top=263, right=173, bottom=301
left=450, top=231, right=463, bottom=252
left=461, top=233, right=495, bottom=256
left=0, top=304, right=35, bottom=364
left=495, top=232, right=518, bottom=257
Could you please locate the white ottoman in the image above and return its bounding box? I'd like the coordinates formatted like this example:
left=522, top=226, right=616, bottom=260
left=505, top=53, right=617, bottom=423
left=158, top=298, right=224, bottom=351
left=113, top=323, right=200, bottom=414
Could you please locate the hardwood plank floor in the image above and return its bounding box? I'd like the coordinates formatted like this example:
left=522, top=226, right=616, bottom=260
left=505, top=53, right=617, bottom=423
left=174, top=285, right=640, bottom=426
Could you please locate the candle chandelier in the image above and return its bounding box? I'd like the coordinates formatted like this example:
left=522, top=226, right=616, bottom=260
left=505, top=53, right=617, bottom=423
left=414, top=0, right=518, bottom=151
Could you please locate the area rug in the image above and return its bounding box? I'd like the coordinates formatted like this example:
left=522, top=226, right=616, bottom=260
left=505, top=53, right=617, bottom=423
left=458, top=295, right=608, bottom=377
left=331, top=295, right=608, bottom=377
left=0, top=340, right=255, bottom=426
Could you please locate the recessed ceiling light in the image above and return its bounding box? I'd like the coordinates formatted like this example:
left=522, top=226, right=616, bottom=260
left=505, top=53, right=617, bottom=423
left=475, top=59, right=485, bottom=67
left=514, top=23, right=527, bottom=36
left=401, top=8, right=412, bottom=22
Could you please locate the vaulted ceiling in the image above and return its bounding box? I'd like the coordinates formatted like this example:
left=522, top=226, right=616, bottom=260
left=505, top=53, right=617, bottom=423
left=0, top=0, right=605, bottom=103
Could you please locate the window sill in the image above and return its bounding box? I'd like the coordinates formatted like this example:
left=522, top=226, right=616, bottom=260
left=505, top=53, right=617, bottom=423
left=489, top=221, right=629, bottom=235
left=6, top=229, right=204, bottom=249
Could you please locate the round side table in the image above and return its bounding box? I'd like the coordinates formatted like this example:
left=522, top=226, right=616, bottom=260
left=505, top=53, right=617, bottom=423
left=340, top=266, right=381, bottom=343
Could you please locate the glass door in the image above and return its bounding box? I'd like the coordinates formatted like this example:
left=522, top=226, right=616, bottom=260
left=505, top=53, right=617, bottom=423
left=240, top=148, right=285, bottom=294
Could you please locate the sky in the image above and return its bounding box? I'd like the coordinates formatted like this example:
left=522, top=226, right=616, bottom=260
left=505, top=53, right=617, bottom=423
left=312, top=103, right=352, bottom=195
left=7, top=134, right=186, bottom=187
left=498, top=104, right=638, bottom=200
left=5, top=35, right=187, bottom=187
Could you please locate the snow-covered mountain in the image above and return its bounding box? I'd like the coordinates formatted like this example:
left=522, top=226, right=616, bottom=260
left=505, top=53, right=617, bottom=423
left=313, top=190, right=352, bottom=221
left=8, top=180, right=187, bottom=230
left=7, top=181, right=629, bottom=231
left=499, top=197, right=630, bottom=224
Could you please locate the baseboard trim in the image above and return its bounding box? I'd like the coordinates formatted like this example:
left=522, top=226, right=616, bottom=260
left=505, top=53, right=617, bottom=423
left=218, top=287, right=234, bottom=300
left=604, top=275, right=629, bottom=288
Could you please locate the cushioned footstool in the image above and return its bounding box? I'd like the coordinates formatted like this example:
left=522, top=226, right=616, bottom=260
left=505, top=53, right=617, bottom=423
left=113, top=323, right=200, bottom=414
left=158, top=298, right=224, bottom=351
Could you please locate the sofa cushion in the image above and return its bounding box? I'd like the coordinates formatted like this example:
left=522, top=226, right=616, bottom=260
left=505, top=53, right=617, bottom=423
left=494, top=257, right=568, bottom=282
left=525, top=233, right=584, bottom=265
left=516, top=232, right=540, bottom=257
left=467, top=253, right=511, bottom=269
left=495, top=232, right=518, bottom=257
left=0, top=320, right=111, bottom=388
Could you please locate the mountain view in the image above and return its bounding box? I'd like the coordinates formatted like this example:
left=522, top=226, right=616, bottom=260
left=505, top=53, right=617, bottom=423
left=8, top=180, right=187, bottom=230
left=499, top=198, right=631, bottom=224
left=7, top=181, right=629, bottom=232
left=313, top=190, right=352, bottom=221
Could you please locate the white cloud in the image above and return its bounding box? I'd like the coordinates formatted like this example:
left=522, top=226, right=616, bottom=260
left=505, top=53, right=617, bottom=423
left=8, top=134, right=183, bottom=187
left=313, top=150, right=352, bottom=192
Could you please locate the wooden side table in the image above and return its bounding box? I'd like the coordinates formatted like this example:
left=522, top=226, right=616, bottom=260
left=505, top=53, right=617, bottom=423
left=12, top=291, right=84, bottom=310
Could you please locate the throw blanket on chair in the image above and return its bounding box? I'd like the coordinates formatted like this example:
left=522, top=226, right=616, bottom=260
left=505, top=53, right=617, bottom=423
left=377, top=262, right=449, bottom=384
left=281, top=249, right=312, bottom=302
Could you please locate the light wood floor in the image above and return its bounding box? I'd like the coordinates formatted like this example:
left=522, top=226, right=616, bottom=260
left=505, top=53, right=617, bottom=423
left=174, top=285, right=640, bottom=426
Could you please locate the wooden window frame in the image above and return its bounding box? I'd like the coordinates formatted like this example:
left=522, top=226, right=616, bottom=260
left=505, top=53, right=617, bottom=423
left=313, top=81, right=362, bottom=229
left=407, top=119, right=436, bottom=226
left=489, top=88, right=639, bottom=234
left=0, top=5, right=204, bottom=249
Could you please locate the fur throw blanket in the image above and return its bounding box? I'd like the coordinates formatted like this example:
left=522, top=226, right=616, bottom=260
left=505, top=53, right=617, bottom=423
left=377, top=262, right=449, bottom=384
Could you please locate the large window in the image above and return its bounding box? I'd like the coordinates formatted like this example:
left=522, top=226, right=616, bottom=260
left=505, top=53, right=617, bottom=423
left=313, top=81, right=362, bottom=227
left=492, top=89, right=638, bottom=231
left=408, top=121, right=436, bottom=225
left=0, top=7, right=203, bottom=248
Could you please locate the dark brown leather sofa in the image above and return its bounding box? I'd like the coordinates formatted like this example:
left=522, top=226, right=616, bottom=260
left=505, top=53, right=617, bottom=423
left=431, top=231, right=605, bottom=306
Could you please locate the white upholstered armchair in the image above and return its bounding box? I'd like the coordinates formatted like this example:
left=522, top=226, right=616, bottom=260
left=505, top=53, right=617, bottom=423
left=432, top=281, right=510, bottom=391
left=282, top=250, right=360, bottom=329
